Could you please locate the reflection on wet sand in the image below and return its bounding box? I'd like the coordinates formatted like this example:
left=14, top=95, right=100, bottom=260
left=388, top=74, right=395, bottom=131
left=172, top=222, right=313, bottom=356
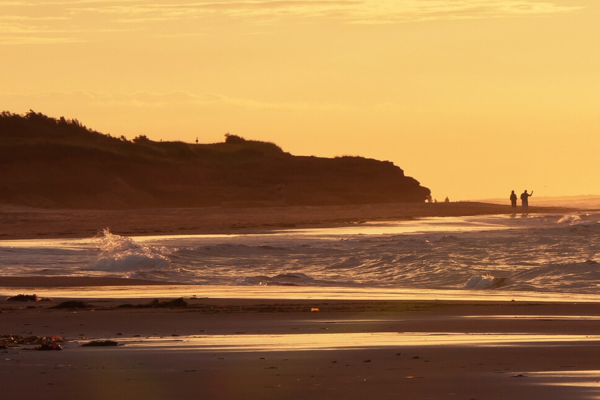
left=116, top=332, right=600, bottom=352
left=528, top=370, right=600, bottom=388
left=3, top=284, right=600, bottom=303
left=464, top=315, right=600, bottom=321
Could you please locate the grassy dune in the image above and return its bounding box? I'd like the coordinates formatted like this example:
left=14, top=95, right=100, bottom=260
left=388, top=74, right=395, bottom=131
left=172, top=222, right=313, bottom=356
left=0, top=111, right=430, bottom=209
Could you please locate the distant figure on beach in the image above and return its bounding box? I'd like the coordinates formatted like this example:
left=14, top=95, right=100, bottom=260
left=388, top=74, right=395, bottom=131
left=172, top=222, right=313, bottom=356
left=276, top=183, right=286, bottom=205
left=510, top=190, right=517, bottom=208
left=444, top=197, right=449, bottom=203
left=520, top=190, right=533, bottom=214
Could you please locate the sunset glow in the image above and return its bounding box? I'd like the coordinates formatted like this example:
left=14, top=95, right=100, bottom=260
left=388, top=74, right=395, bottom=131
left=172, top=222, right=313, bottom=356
left=1, top=0, right=598, bottom=199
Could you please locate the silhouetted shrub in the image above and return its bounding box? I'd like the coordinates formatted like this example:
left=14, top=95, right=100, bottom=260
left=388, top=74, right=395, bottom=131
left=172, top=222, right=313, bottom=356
left=225, top=133, right=246, bottom=144
left=133, top=135, right=150, bottom=143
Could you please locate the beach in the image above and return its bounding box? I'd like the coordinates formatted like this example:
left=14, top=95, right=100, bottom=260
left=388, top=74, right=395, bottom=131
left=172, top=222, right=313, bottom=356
left=2, top=203, right=600, bottom=399
left=3, top=288, right=600, bottom=400
left=0, top=202, right=571, bottom=240
left=3, top=0, right=599, bottom=397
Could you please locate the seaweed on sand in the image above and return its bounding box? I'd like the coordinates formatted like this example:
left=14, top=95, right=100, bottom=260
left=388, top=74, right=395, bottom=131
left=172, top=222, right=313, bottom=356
left=51, top=300, right=93, bottom=309
left=6, top=294, right=53, bottom=302
left=0, top=335, right=67, bottom=350
left=81, top=340, right=120, bottom=347
left=117, top=298, right=188, bottom=309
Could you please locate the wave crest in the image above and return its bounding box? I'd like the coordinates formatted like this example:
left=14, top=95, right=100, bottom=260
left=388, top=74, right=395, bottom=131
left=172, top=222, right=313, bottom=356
left=464, top=274, right=506, bottom=290
left=232, top=273, right=317, bottom=286
left=90, top=229, right=171, bottom=273
left=558, top=215, right=583, bottom=225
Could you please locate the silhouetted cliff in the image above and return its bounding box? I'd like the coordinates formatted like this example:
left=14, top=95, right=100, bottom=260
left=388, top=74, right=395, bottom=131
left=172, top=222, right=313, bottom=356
left=0, top=111, right=430, bottom=209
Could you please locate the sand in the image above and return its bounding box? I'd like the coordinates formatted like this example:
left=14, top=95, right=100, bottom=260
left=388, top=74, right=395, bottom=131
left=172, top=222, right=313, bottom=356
left=0, top=201, right=573, bottom=240
left=2, top=287, right=600, bottom=400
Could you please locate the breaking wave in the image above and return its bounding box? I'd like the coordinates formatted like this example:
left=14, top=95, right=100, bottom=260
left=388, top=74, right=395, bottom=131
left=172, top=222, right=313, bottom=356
left=89, top=229, right=172, bottom=275
left=557, top=213, right=599, bottom=227
left=4, top=213, right=600, bottom=293
left=464, top=275, right=506, bottom=290
left=558, top=214, right=583, bottom=225
left=232, top=273, right=320, bottom=286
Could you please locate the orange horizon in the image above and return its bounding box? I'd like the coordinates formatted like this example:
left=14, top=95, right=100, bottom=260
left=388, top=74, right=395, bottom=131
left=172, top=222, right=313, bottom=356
left=1, top=0, right=598, bottom=200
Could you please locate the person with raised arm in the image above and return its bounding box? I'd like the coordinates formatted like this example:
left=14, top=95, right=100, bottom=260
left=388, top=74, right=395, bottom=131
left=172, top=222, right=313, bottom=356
left=520, top=190, right=533, bottom=215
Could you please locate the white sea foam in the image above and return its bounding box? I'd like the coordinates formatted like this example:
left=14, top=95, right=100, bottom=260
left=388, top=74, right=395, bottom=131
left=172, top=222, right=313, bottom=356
left=558, top=215, right=582, bottom=224
left=557, top=213, right=600, bottom=228
left=464, top=275, right=506, bottom=290
left=89, top=229, right=171, bottom=274
left=4, top=214, right=600, bottom=294
left=232, top=273, right=319, bottom=286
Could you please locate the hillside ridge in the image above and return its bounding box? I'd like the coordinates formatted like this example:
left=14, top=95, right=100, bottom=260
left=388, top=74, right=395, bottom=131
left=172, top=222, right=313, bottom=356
left=0, top=110, right=430, bottom=209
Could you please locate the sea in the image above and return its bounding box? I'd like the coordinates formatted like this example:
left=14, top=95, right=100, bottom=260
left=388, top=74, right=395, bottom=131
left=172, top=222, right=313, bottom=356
left=1, top=212, right=599, bottom=300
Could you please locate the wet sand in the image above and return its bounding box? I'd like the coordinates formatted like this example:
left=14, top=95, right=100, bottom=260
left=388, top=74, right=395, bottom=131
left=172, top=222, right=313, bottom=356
left=2, top=292, right=600, bottom=400
left=0, top=202, right=573, bottom=240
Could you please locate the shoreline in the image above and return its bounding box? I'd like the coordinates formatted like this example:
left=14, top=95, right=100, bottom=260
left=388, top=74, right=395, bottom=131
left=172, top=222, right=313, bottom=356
left=2, top=202, right=598, bottom=399
left=0, top=201, right=576, bottom=240
left=3, top=295, right=600, bottom=399
left=2, top=278, right=600, bottom=304
left=0, top=276, right=176, bottom=288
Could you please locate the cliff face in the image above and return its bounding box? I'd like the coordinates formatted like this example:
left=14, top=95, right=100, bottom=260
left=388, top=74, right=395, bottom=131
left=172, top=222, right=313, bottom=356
left=0, top=111, right=430, bottom=209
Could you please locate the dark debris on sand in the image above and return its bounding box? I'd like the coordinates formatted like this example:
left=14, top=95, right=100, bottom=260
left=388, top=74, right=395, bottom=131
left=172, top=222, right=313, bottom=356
left=6, top=294, right=53, bottom=302
left=36, top=343, right=62, bottom=351
left=117, top=298, right=188, bottom=309
left=51, top=300, right=93, bottom=309
left=0, top=335, right=67, bottom=350
left=81, top=340, right=120, bottom=347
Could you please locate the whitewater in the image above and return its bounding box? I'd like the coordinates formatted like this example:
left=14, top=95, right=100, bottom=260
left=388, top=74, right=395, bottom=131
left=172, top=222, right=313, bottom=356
left=1, top=213, right=599, bottom=294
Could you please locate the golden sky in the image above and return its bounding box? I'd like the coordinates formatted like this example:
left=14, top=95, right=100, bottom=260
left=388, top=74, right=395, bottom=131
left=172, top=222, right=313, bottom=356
left=1, top=0, right=598, bottom=200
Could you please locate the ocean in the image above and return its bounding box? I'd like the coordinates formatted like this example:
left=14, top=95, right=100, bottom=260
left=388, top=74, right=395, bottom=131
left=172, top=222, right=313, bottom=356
left=1, top=212, right=599, bottom=298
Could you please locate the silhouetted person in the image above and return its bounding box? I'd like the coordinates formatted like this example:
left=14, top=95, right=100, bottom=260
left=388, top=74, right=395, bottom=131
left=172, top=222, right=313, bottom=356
left=510, top=190, right=517, bottom=208
left=277, top=183, right=286, bottom=205
left=444, top=197, right=449, bottom=203
left=520, top=190, right=533, bottom=214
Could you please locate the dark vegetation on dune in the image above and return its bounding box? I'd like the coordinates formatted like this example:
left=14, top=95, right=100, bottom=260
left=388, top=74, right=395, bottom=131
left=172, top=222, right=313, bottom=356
left=0, top=110, right=430, bottom=209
